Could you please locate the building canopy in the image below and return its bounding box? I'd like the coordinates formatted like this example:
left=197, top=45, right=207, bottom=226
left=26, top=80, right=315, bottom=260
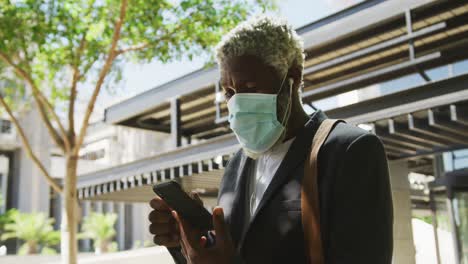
left=79, top=0, right=468, bottom=202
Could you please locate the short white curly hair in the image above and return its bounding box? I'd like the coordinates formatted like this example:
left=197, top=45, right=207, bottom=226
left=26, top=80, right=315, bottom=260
left=215, top=15, right=305, bottom=83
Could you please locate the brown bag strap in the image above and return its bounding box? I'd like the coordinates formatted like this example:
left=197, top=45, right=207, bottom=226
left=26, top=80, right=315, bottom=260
left=301, top=119, right=343, bottom=264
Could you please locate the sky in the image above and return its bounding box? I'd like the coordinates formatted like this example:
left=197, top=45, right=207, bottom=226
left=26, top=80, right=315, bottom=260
left=87, top=0, right=363, bottom=122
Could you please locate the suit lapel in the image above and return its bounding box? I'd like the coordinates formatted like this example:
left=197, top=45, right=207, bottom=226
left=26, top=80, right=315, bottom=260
left=227, top=153, right=253, bottom=250
left=237, top=110, right=327, bottom=251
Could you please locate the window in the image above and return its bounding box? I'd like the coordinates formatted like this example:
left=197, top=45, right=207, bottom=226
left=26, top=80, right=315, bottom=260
left=79, top=149, right=105, bottom=161
left=0, top=120, right=12, bottom=134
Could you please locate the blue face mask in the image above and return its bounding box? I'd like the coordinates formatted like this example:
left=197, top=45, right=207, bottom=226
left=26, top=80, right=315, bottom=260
left=227, top=74, right=293, bottom=158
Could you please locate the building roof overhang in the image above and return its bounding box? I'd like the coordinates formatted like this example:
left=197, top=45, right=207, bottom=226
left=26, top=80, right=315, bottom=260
left=103, top=0, right=468, bottom=141
left=79, top=72, right=468, bottom=201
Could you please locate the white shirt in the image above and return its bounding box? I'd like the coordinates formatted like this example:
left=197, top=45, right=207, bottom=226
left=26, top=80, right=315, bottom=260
left=247, top=136, right=296, bottom=221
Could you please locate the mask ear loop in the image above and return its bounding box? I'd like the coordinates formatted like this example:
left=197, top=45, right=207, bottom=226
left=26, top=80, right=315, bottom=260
left=276, top=73, right=290, bottom=123
left=279, top=77, right=293, bottom=126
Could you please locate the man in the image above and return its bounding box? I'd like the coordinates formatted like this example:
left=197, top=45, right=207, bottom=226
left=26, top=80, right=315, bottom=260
left=149, top=15, right=393, bottom=263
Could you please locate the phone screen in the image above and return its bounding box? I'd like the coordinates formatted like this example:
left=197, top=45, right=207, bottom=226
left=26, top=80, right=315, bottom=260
left=153, top=180, right=213, bottom=231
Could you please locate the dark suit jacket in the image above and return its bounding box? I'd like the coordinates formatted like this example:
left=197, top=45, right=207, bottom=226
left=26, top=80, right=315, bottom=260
left=169, top=110, right=393, bottom=264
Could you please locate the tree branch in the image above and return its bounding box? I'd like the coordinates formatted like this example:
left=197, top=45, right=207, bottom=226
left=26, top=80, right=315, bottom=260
left=116, top=42, right=150, bottom=55
left=116, top=8, right=197, bottom=56
left=68, top=0, right=96, bottom=145
left=74, top=0, right=128, bottom=155
left=0, top=51, right=71, bottom=152
left=80, top=57, right=98, bottom=78
left=0, top=93, right=63, bottom=193
left=116, top=23, right=184, bottom=55
left=68, top=35, right=87, bottom=146
left=20, top=35, right=32, bottom=73
left=69, top=67, right=78, bottom=143
left=35, top=86, right=71, bottom=150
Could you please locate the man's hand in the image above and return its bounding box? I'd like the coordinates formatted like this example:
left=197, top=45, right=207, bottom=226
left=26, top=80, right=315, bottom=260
left=149, top=192, right=203, bottom=248
left=172, top=206, right=236, bottom=264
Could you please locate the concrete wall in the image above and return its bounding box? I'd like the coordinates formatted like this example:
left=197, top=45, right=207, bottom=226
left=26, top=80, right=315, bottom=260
left=114, top=126, right=172, bottom=164
left=130, top=203, right=153, bottom=248
left=3, top=106, right=51, bottom=214
left=14, top=106, right=51, bottom=213
left=389, top=160, right=416, bottom=264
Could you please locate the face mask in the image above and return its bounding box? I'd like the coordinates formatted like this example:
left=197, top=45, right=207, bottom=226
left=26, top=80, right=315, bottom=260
left=227, top=74, right=293, bottom=158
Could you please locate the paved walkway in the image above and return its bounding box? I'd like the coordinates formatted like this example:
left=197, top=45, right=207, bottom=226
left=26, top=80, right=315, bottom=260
left=0, top=246, right=175, bottom=264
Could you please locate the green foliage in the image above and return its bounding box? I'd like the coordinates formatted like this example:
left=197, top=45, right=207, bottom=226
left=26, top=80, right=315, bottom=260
left=17, top=243, right=30, bottom=255
left=143, top=239, right=154, bottom=248
left=132, top=239, right=156, bottom=249
left=0, top=208, right=17, bottom=237
left=254, top=0, right=279, bottom=12
left=16, top=243, right=58, bottom=255
left=40, top=246, right=59, bottom=255
left=108, top=241, right=118, bottom=252
left=0, top=210, right=60, bottom=254
left=413, top=215, right=433, bottom=225
left=0, top=0, right=277, bottom=110
left=0, top=78, right=29, bottom=115
left=79, top=212, right=117, bottom=252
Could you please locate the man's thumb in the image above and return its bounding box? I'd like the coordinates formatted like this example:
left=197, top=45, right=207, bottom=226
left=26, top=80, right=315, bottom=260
left=213, top=207, right=230, bottom=246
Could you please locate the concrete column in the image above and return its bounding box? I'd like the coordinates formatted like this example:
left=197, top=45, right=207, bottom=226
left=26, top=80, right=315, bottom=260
left=51, top=193, right=62, bottom=231
left=0, top=172, right=6, bottom=214
left=170, top=98, right=181, bottom=148
left=128, top=203, right=153, bottom=248
left=82, top=200, right=92, bottom=252
left=105, top=201, right=114, bottom=213
left=0, top=154, right=8, bottom=214
left=131, top=204, right=144, bottom=247
left=124, top=203, right=133, bottom=249
left=95, top=200, right=103, bottom=213
left=116, top=202, right=126, bottom=250
left=388, top=160, right=416, bottom=264
left=16, top=105, right=51, bottom=213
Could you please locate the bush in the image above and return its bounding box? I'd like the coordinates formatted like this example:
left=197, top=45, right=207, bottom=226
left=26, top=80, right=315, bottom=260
left=79, top=212, right=117, bottom=254
left=1, top=211, right=59, bottom=254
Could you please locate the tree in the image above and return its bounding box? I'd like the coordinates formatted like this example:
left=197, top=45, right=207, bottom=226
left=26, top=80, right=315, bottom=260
left=78, top=212, right=117, bottom=254
left=1, top=210, right=60, bottom=255
left=0, top=0, right=276, bottom=263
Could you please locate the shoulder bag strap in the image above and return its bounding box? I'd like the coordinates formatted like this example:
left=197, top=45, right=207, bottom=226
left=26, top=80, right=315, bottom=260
left=301, top=119, right=343, bottom=264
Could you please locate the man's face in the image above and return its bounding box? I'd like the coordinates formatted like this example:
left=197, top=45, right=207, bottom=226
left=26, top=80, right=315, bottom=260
left=220, top=54, right=293, bottom=127
left=219, top=55, right=283, bottom=102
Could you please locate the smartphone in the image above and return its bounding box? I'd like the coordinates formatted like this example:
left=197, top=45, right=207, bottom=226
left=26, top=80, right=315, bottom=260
left=152, top=180, right=213, bottom=231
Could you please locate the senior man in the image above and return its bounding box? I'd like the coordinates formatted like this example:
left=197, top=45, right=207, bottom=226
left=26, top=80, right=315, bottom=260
left=149, top=16, right=393, bottom=264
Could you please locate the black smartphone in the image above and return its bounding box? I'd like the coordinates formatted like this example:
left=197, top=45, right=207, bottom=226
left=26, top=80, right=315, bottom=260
left=152, top=180, right=213, bottom=231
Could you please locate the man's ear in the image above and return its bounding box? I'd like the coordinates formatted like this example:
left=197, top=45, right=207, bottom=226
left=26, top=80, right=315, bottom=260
left=287, top=65, right=303, bottom=90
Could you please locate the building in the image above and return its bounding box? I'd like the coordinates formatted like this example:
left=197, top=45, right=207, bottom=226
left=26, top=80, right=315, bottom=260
left=0, top=107, right=175, bottom=253
left=0, top=118, right=16, bottom=214
left=0, top=108, right=54, bottom=254
left=49, top=121, right=176, bottom=251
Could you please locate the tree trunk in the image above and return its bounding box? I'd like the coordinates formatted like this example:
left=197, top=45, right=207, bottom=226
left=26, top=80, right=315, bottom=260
left=61, top=155, right=78, bottom=264
left=101, top=239, right=110, bottom=254
left=27, top=241, right=38, bottom=254
left=95, top=239, right=109, bottom=255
